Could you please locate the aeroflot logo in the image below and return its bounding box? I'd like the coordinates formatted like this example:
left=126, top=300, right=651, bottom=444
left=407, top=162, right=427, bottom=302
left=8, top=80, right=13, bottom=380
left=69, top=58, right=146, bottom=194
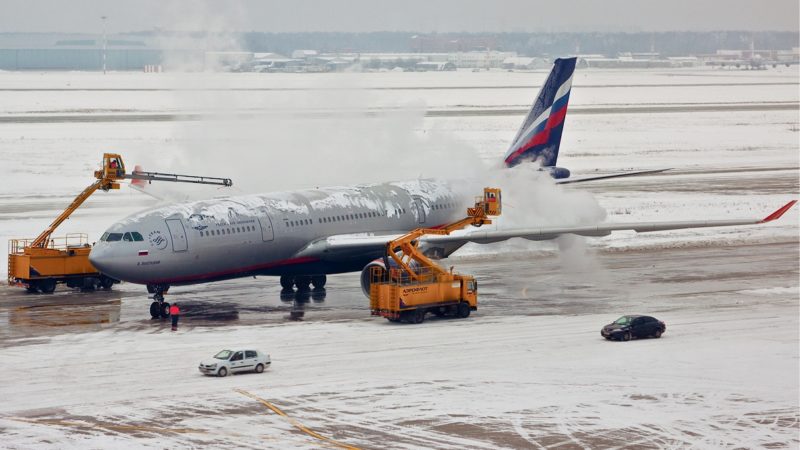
left=148, top=230, right=168, bottom=250
left=402, top=286, right=428, bottom=295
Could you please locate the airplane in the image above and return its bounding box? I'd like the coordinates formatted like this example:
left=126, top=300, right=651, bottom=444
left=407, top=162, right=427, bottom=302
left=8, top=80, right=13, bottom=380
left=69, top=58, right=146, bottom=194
left=88, top=58, right=797, bottom=318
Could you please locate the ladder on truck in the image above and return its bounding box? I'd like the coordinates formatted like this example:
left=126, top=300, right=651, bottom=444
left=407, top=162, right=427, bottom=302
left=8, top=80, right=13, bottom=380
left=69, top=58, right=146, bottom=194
left=369, top=187, right=501, bottom=324
left=7, top=153, right=232, bottom=294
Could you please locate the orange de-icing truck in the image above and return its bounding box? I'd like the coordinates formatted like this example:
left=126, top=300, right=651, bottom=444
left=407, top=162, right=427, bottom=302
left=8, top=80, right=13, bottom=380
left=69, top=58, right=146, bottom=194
left=369, top=187, right=501, bottom=324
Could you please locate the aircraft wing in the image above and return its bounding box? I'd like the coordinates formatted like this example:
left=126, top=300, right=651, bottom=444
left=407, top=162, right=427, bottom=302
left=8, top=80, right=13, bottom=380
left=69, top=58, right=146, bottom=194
left=555, top=168, right=671, bottom=184
left=294, top=201, right=797, bottom=261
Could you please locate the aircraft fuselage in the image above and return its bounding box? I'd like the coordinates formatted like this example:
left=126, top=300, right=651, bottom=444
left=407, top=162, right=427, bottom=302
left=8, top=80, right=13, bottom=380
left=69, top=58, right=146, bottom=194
left=89, top=179, right=466, bottom=286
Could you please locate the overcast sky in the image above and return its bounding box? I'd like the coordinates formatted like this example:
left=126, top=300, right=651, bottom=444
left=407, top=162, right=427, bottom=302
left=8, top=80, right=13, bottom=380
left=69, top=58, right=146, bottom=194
left=3, top=0, right=798, bottom=33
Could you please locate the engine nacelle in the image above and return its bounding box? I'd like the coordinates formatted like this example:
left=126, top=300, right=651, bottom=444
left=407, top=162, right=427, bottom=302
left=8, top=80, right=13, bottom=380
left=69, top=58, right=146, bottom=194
left=360, top=261, right=386, bottom=298
left=540, top=166, right=571, bottom=179
left=360, top=259, right=421, bottom=298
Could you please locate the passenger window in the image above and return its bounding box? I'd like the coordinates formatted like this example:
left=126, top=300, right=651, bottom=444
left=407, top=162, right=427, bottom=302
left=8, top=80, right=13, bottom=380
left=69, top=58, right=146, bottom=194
left=231, top=352, right=243, bottom=361
left=245, top=350, right=257, bottom=358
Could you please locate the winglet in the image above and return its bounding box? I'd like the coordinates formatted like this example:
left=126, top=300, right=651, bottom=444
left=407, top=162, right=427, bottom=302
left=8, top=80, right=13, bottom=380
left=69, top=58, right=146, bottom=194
left=760, top=200, right=797, bottom=223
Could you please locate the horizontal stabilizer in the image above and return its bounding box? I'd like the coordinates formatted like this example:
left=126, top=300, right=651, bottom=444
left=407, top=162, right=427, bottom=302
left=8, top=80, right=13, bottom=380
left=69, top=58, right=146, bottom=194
left=556, top=168, right=671, bottom=184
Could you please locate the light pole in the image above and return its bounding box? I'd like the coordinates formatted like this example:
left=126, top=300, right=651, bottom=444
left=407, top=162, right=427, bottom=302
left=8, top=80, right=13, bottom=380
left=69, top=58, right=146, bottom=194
left=101, top=15, right=107, bottom=74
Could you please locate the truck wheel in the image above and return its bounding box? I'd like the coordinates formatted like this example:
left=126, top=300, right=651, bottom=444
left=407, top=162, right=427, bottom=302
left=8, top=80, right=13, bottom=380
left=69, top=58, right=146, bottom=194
left=413, top=309, right=426, bottom=324
left=217, top=367, right=228, bottom=377
left=25, top=283, right=39, bottom=294
left=39, top=279, right=56, bottom=294
left=255, top=364, right=264, bottom=373
left=457, top=302, right=470, bottom=318
left=100, top=276, right=114, bottom=290
left=81, top=277, right=97, bottom=291
left=149, top=302, right=160, bottom=319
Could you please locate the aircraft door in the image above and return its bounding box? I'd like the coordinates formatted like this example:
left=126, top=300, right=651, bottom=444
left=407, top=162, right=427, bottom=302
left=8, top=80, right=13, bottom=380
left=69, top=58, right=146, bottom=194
left=257, top=209, right=275, bottom=242
left=412, top=197, right=426, bottom=224
left=165, top=219, right=188, bottom=252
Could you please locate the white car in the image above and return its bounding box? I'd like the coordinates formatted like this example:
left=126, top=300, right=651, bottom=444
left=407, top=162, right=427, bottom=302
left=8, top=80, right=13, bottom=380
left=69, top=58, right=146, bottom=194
left=198, top=349, right=271, bottom=377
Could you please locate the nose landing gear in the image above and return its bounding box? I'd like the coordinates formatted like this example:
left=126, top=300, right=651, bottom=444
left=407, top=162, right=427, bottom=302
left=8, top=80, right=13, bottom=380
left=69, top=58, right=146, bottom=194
left=148, top=284, right=171, bottom=319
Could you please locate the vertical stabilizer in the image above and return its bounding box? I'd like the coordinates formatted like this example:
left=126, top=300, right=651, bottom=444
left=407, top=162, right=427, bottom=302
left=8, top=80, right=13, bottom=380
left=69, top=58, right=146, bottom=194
left=504, top=57, right=577, bottom=167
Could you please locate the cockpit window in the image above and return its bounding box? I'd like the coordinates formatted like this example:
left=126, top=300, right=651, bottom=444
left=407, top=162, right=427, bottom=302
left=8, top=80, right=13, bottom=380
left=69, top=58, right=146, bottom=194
left=106, top=233, right=123, bottom=242
left=100, top=232, right=109, bottom=241
left=123, top=232, right=133, bottom=241
left=131, top=232, right=144, bottom=241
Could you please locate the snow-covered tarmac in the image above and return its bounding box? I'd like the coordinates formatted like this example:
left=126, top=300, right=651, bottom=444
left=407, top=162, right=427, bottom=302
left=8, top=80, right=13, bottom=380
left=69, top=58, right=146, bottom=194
left=0, top=67, right=798, bottom=448
left=0, top=296, right=797, bottom=449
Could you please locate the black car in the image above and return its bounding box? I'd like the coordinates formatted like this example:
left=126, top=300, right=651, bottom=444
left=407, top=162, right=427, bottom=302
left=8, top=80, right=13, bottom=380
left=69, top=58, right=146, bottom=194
left=601, top=315, right=665, bottom=341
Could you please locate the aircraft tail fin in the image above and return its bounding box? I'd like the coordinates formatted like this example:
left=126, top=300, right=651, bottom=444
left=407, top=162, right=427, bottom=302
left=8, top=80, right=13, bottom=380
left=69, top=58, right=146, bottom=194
left=504, top=57, right=577, bottom=168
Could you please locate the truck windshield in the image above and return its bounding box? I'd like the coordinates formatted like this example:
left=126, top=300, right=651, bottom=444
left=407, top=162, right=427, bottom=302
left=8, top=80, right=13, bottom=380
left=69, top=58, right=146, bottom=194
left=214, top=350, right=232, bottom=360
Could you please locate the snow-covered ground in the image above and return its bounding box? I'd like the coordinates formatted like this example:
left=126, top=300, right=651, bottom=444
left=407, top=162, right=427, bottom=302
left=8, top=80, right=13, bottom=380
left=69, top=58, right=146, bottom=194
left=0, top=303, right=797, bottom=449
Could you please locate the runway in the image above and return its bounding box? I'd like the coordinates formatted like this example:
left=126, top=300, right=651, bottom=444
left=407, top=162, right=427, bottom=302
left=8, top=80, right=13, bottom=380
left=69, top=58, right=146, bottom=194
left=1, top=101, right=797, bottom=123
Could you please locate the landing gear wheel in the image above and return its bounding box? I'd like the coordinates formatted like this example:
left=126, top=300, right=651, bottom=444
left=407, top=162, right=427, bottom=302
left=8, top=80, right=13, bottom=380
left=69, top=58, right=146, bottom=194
left=311, top=275, right=327, bottom=290
left=39, top=279, right=56, bottom=294
left=413, top=309, right=426, bottom=324
left=457, top=302, right=471, bottom=318
left=149, top=302, right=160, bottom=319
left=294, top=275, right=311, bottom=292
left=146, top=284, right=157, bottom=294
left=217, top=367, right=228, bottom=377
left=279, top=275, right=294, bottom=290
left=255, top=364, right=264, bottom=374
left=622, top=332, right=631, bottom=342
left=160, top=302, right=171, bottom=319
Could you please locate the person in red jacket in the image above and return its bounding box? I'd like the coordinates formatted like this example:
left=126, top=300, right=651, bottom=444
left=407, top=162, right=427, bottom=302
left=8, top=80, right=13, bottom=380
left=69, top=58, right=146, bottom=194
left=170, top=303, right=180, bottom=331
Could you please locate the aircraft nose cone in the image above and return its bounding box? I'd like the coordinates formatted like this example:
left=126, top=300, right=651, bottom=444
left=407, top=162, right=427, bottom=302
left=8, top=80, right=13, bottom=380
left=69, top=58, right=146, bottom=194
left=89, top=244, right=120, bottom=279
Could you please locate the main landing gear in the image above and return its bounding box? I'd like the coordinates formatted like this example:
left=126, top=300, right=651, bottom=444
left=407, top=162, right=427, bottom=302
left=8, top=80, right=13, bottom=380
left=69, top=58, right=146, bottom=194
left=147, top=284, right=171, bottom=319
left=279, top=275, right=326, bottom=292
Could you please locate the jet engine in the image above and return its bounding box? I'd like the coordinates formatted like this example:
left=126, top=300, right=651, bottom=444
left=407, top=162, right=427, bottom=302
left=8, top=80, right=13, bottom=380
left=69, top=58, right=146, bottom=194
left=360, top=259, right=421, bottom=298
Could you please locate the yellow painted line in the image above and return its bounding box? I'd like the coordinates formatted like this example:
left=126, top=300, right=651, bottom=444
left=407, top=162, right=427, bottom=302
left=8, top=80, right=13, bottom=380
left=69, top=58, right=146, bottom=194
left=6, top=416, right=204, bottom=434
left=235, top=388, right=361, bottom=450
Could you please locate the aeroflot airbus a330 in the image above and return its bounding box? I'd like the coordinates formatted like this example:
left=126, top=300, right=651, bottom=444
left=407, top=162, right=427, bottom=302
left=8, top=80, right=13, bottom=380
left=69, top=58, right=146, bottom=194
left=89, top=58, right=797, bottom=318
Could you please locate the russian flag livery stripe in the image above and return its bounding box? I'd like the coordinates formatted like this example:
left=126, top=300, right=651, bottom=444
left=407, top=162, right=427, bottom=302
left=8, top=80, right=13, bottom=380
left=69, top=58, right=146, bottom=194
left=504, top=57, right=577, bottom=167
